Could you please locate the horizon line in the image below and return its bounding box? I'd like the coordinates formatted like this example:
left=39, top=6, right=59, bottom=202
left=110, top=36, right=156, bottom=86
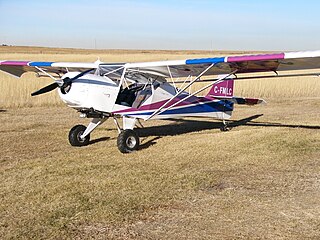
left=0, top=44, right=279, bottom=53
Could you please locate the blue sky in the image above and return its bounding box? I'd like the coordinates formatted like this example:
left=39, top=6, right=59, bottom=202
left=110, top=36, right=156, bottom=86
left=1, top=0, right=320, bottom=51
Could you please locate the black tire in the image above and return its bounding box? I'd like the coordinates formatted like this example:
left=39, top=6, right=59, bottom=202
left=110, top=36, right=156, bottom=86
left=117, top=129, right=139, bottom=153
left=69, top=125, right=90, bottom=147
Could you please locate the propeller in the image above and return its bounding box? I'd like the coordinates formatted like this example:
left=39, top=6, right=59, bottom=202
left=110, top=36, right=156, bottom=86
left=31, top=68, right=94, bottom=96
left=31, top=82, right=59, bottom=96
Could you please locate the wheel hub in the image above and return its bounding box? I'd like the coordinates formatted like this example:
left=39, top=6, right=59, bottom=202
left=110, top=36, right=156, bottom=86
left=126, top=136, right=137, bottom=148
left=77, top=131, right=86, bottom=142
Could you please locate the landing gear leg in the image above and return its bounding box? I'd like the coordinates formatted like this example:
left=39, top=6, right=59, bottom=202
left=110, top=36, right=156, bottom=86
left=69, top=125, right=90, bottom=146
left=69, top=118, right=107, bottom=147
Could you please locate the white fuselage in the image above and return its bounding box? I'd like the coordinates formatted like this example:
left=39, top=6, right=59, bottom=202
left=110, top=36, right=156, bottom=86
left=58, top=72, right=120, bottom=112
left=57, top=72, right=233, bottom=121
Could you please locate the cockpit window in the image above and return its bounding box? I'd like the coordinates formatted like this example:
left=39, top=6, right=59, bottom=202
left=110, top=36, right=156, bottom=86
left=116, top=82, right=153, bottom=108
left=97, top=65, right=125, bottom=85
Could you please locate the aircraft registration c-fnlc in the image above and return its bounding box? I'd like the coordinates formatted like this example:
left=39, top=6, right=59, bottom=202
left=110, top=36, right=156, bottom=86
left=1, top=50, right=320, bottom=153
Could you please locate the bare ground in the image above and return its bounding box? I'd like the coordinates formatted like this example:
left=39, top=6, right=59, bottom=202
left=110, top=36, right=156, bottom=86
left=0, top=98, right=319, bottom=239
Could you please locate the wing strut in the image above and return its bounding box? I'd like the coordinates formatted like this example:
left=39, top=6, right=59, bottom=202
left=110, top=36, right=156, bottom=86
left=35, top=66, right=59, bottom=81
left=146, top=64, right=215, bottom=120
left=167, top=65, right=177, bottom=93
left=147, top=70, right=238, bottom=120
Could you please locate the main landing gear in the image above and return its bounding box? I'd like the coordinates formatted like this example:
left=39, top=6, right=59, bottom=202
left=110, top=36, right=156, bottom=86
left=68, top=116, right=140, bottom=153
left=117, top=129, right=140, bottom=153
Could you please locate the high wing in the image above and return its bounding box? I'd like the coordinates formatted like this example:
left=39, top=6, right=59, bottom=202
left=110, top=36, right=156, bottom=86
left=2, top=50, right=320, bottom=80
left=124, top=50, right=320, bottom=79
left=0, top=61, right=101, bottom=77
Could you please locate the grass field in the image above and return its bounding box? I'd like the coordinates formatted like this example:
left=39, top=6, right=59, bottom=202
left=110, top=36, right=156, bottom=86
left=0, top=46, right=320, bottom=239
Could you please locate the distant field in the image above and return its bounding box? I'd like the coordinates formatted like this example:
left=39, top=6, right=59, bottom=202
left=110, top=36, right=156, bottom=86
left=0, top=46, right=319, bottom=108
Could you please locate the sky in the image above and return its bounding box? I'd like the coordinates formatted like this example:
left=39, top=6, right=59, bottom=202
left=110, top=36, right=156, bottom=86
left=1, top=0, right=320, bottom=51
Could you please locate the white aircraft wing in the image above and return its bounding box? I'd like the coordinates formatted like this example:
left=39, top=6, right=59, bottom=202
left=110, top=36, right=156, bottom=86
left=2, top=50, right=320, bottom=80
left=0, top=61, right=101, bottom=77
left=125, top=50, right=320, bottom=78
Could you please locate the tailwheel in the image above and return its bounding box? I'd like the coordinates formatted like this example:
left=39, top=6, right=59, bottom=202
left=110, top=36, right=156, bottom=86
left=69, top=125, right=90, bottom=147
left=220, top=120, right=231, bottom=132
left=117, top=129, right=140, bottom=153
left=220, top=125, right=230, bottom=132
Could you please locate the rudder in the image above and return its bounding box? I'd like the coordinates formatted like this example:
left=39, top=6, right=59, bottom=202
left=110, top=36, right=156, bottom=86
left=207, top=78, right=234, bottom=98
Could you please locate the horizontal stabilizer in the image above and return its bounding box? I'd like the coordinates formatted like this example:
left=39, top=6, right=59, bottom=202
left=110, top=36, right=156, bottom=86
left=213, top=96, right=266, bottom=105
left=233, top=97, right=266, bottom=105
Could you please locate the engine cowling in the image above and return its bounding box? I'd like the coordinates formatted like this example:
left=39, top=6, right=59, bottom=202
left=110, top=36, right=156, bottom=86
left=58, top=72, right=119, bottom=112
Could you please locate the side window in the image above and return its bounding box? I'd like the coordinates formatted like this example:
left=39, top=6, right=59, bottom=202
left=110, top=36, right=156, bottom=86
left=132, top=84, right=153, bottom=108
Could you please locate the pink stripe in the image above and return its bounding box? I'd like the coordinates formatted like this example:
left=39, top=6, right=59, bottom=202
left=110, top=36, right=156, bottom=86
left=227, top=53, right=285, bottom=62
left=113, top=95, right=201, bottom=114
left=0, top=61, right=30, bottom=66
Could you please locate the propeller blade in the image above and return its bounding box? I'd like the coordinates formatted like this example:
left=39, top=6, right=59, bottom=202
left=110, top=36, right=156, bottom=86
left=73, top=68, right=95, bottom=79
left=31, top=82, right=59, bottom=96
left=64, top=68, right=94, bottom=84
left=31, top=69, right=94, bottom=96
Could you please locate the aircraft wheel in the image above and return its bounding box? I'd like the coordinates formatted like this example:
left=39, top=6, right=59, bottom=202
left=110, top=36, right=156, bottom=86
left=117, top=129, right=139, bottom=153
left=220, top=125, right=230, bottom=132
left=69, top=125, right=90, bottom=147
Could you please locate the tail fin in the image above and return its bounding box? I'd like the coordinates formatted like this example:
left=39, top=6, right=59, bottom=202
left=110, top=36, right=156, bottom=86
left=207, top=77, right=265, bottom=105
left=207, top=78, right=234, bottom=98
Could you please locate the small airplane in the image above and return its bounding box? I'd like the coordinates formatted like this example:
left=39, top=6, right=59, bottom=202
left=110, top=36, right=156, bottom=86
left=1, top=50, right=320, bottom=153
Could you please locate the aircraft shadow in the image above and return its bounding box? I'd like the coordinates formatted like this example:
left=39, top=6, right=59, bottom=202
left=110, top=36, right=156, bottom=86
left=234, top=121, right=320, bottom=130
left=136, top=114, right=262, bottom=137
left=86, top=115, right=318, bottom=150
left=228, top=114, right=320, bottom=130
left=136, top=114, right=320, bottom=138
left=139, top=136, right=162, bottom=150
left=89, top=137, right=110, bottom=145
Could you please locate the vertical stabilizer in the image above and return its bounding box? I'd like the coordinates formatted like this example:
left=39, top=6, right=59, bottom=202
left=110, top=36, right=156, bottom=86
left=207, top=78, right=234, bottom=98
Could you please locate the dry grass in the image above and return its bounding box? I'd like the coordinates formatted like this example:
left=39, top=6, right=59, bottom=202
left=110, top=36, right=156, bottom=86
left=0, top=47, right=320, bottom=239
left=0, top=98, right=319, bottom=239
left=1, top=46, right=319, bottom=108
left=233, top=71, right=320, bottom=98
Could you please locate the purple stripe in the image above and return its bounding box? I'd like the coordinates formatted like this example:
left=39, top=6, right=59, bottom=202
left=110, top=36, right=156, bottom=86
left=0, top=61, right=30, bottom=66
left=113, top=97, right=220, bottom=115
left=115, top=100, right=232, bottom=117
left=113, top=95, right=203, bottom=114
left=227, top=53, right=285, bottom=62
